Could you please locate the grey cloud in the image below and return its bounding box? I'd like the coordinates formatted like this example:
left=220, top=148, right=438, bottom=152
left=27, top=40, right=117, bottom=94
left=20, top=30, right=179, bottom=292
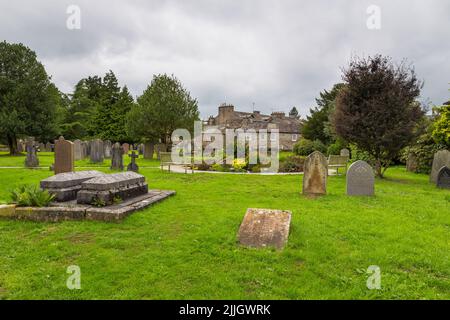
left=0, top=0, right=449, bottom=118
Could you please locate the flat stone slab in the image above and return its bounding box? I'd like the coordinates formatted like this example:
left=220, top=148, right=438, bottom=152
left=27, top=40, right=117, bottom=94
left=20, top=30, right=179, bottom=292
left=0, top=190, right=175, bottom=223
left=81, top=172, right=145, bottom=191
left=238, top=208, right=292, bottom=250
left=40, top=170, right=105, bottom=189
left=77, top=172, right=148, bottom=205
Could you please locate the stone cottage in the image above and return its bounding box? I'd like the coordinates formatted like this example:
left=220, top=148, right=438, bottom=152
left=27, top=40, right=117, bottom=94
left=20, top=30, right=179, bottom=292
left=205, top=103, right=303, bottom=151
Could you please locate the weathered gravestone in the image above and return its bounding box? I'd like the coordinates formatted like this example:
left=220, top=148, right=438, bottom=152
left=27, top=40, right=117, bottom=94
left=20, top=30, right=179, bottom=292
left=77, top=171, right=148, bottom=206
left=144, top=142, right=154, bottom=159
left=436, top=166, right=450, bottom=189
left=38, top=143, right=45, bottom=152
left=406, top=153, right=419, bottom=172
left=40, top=170, right=105, bottom=201
left=155, top=143, right=168, bottom=160
left=237, top=208, right=292, bottom=250
left=73, top=139, right=83, bottom=161
left=302, top=151, right=327, bottom=196
left=54, top=136, right=74, bottom=174
left=122, top=143, right=130, bottom=154
left=90, top=139, right=104, bottom=163
left=127, top=151, right=139, bottom=172
left=104, top=140, right=112, bottom=159
left=430, top=150, right=450, bottom=184
left=346, top=160, right=375, bottom=196
left=24, top=138, right=39, bottom=167
left=17, top=139, right=24, bottom=153
left=340, top=148, right=350, bottom=157
left=45, top=142, right=52, bottom=152
left=110, top=142, right=124, bottom=171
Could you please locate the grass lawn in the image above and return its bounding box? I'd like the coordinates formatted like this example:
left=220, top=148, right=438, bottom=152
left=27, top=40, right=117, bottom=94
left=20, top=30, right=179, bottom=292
left=0, top=154, right=449, bottom=299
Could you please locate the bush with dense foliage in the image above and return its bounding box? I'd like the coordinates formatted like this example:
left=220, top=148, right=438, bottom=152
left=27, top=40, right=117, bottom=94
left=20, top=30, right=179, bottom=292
left=10, top=185, right=55, bottom=207
left=401, top=133, right=446, bottom=174
left=279, top=155, right=305, bottom=172
left=432, top=104, right=450, bottom=148
left=293, top=138, right=327, bottom=156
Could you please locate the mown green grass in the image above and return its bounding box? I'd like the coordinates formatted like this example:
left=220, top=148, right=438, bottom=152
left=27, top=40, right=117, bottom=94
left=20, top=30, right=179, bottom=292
left=0, top=154, right=449, bottom=299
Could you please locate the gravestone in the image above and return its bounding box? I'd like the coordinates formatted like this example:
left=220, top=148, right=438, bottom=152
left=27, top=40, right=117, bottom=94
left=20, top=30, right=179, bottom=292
left=430, top=150, right=450, bottom=184
left=90, top=139, right=104, bottom=163
left=45, top=142, right=52, bottom=152
left=77, top=172, right=148, bottom=205
left=436, top=166, right=450, bottom=189
left=155, top=143, right=168, bottom=160
left=302, top=151, right=327, bottom=196
left=41, top=170, right=105, bottom=201
left=127, top=151, right=139, bottom=172
left=138, top=144, right=144, bottom=155
left=340, top=148, right=350, bottom=157
left=406, top=153, right=418, bottom=172
left=111, top=142, right=124, bottom=171
left=346, top=160, right=375, bottom=196
left=238, top=208, right=292, bottom=250
left=122, top=143, right=130, bottom=154
left=38, top=143, right=45, bottom=152
left=104, top=140, right=112, bottom=159
left=54, top=136, right=74, bottom=174
left=24, top=138, right=39, bottom=167
left=144, top=142, right=154, bottom=159
left=17, top=139, right=24, bottom=153
left=73, top=139, right=83, bottom=160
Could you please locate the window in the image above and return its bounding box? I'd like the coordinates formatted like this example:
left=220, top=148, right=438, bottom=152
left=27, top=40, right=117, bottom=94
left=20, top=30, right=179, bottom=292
left=292, top=134, right=298, bottom=142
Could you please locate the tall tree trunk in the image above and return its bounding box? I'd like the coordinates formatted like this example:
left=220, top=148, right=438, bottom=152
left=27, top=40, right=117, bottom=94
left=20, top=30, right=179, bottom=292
left=7, top=133, right=18, bottom=156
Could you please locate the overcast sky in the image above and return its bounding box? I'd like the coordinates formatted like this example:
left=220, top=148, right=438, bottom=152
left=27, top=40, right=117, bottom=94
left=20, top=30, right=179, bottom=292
left=1, top=0, right=449, bottom=118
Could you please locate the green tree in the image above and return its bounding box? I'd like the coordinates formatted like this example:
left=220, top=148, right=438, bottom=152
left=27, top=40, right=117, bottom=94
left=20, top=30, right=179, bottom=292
left=91, top=71, right=134, bottom=141
left=289, top=106, right=299, bottom=118
left=61, top=71, right=133, bottom=141
left=333, top=55, right=423, bottom=177
left=0, top=41, right=61, bottom=154
left=431, top=100, right=450, bottom=148
left=301, top=83, right=344, bottom=145
left=61, top=76, right=103, bottom=140
left=126, top=74, right=200, bottom=144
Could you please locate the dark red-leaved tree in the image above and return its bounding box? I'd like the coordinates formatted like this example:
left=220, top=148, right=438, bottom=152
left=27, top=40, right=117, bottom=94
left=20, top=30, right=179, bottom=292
left=333, top=55, right=424, bottom=177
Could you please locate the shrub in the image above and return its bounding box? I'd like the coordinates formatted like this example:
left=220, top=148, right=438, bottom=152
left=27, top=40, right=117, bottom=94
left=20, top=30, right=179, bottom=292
left=312, top=139, right=327, bottom=154
left=10, top=185, right=55, bottom=207
left=232, top=158, right=247, bottom=172
left=400, top=133, right=446, bottom=174
left=279, top=155, right=305, bottom=172
left=293, top=138, right=314, bottom=156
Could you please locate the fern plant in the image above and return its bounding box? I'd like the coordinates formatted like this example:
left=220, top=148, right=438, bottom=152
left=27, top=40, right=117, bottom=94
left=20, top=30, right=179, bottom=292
left=10, top=185, right=55, bottom=207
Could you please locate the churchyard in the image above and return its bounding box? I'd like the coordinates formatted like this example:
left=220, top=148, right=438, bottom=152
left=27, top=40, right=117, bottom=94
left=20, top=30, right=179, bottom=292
left=0, top=149, right=449, bottom=299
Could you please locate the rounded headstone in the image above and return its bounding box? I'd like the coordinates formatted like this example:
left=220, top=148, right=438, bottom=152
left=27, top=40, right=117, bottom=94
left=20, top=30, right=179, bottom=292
left=346, top=160, right=375, bottom=196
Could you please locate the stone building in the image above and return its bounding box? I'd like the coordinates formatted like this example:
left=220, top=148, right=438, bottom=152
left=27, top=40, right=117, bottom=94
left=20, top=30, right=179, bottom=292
left=205, top=103, right=303, bottom=150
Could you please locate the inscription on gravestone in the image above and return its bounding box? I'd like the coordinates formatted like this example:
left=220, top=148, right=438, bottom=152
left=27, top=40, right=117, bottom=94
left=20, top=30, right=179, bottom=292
left=238, top=208, right=292, bottom=250
left=436, top=166, right=450, bottom=189
left=346, top=160, right=375, bottom=196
